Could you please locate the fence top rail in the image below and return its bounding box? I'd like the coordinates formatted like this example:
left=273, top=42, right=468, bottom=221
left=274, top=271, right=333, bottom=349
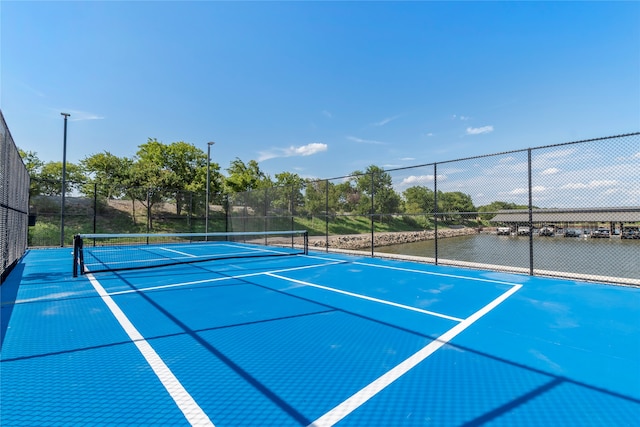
left=303, top=131, right=640, bottom=185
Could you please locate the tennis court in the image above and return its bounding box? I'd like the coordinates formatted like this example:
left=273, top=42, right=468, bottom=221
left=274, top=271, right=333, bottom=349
left=1, top=234, right=639, bottom=426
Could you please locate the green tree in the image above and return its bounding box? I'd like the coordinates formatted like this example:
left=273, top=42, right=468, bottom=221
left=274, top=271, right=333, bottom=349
left=225, top=158, right=270, bottom=193
left=163, top=141, right=215, bottom=215
left=438, top=191, right=476, bottom=221
left=133, top=138, right=219, bottom=216
left=36, top=161, right=85, bottom=196
left=80, top=152, right=133, bottom=199
left=304, top=179, right=329, bottom=216
left=334, top=180, right=360, bottom=213
left=353, top=165, right=401, bottom=221
left=18, top=148, right=44, bottom=196
left=273, top=172, right=305, bottom=214
left=403, top=186, right=435, bottom=214
left=477, top=201, right=531, bottom=220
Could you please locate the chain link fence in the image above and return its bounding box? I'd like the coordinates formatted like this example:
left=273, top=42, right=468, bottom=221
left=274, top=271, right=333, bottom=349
left=26, top=133, right=639, bottom=284
left=1, top=110, right=30, bottom=283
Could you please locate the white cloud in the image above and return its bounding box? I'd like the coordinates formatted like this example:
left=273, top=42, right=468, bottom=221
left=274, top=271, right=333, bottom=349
left=258, top=142, right=328, bottom=161
left=401, top=175, right=434, bottom=185
left=561, top=180, right=618, bottom=190
left=322, top=110, right=332, bottom=118
left=466, top=125, right=494, bottom=135
left=64, top=109, right=105, bottom=121
left=541, top=168, right=560, bottom=175
left=372, top=115, right=400, bottom=126
left=347, top=136, right=386, bottom=145
left=291, top=142, right=327, bottom=156
left=509, top=185, right=546, bottom=195
left=400, top=157, right=416, bottom=161
left=535, top=148, right=575, bottom=160
left=399, top=174, right=447, bottom=186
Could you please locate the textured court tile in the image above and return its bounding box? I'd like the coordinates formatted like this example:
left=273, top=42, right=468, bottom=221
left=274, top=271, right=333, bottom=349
left=1, top=343, right=189, bottom=426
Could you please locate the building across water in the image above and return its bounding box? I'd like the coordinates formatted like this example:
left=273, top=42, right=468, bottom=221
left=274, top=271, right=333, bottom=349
left=490, top=207, right=640, bottom=237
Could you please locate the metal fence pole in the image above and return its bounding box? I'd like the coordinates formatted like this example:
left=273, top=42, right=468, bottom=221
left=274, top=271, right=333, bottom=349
left=60, top=113, right=70, bottom=247
left=224, top=194, right=229, bottom=234
left=370, top=171, right=374, bottom=257
left=290, top=184, right=295, bottom=232
left=528, top=148, right=534, bottom=276
left=325, top=180, right=329, bottom=252
left=434, top=163, right=439, bottom=265
left=93, top=183, right=97, bottom=233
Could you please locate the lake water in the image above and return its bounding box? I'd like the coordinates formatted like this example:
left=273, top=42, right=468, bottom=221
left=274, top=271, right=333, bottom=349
left=376, top=233, right=639, bottom=282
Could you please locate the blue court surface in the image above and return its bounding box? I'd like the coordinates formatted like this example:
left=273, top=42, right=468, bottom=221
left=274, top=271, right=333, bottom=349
left=2, top=246, right=639, bottom=426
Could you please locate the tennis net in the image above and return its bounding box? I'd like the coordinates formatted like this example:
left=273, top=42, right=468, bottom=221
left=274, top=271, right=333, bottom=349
left=73, top=230, right=308, bottom=276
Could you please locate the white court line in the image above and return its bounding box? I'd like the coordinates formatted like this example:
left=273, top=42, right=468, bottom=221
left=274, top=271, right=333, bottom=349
left=306, top=254, right=521, bottom=286
left=308, top=282, right=522, bottom=427
left=353, top=261, right=521, bottom=286
left=108, top=260, right=346, bottom=296
left=160, top=247, right=198, bottom=257
left=267, top=273, right=464, bottom=322
left=85, top=272, right=214, bottom=426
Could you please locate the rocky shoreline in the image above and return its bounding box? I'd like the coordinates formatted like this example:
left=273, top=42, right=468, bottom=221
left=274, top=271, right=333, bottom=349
left=309, top=228, right=479, bottom=250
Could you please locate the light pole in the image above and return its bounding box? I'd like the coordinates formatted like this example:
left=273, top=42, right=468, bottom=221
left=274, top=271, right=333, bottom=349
left=60, top=113, right=70, bottom=247
left=205, top=141, right=215, bottom=234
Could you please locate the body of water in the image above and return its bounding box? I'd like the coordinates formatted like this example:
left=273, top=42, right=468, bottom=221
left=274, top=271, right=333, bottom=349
left=376, top=233, right=639, bottom=282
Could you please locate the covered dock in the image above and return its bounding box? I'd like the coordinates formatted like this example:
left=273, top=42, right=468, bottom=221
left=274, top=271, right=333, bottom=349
left=489, top=207, right=640, bottom=235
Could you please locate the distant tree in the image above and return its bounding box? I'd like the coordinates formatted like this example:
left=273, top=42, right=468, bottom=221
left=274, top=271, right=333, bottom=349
left=304, top=179, right=330, bottom=216
left=273, top=172, right=305, bottom=214
left=353, top=165, right=401, bottom=221
left=332, top=180, right=358, bottom=212
left=477, top=201, right=531, bottom=220
left=163, top=141, right=215, bottom=215
left=437, top=191, right=476, bottom=221
left=132, top=138, right=220, bottom=216
left=403, top=186, right=435, bottom=214
left=18, top=148, right=44, bottom=196
left=225, top=158, right=270, bottom=193
left=80, top=152, right=133, bottom=199
left=36, top=161, right=85, bottom=196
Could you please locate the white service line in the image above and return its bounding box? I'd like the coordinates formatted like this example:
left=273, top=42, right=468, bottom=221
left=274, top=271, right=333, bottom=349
left=307, top=283, right=522, bottom=427
left=354, top=261, right=521, bottom=286
left=266, top=273, right=464, bottom=322
left=86, top=272, right=214, bottom=427
left=160, top=247, right=198, bottom=257
left=108, top=260, right=346, bottom=296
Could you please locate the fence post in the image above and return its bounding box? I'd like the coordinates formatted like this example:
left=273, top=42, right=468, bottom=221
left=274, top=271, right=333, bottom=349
left=146, top=188, right=151, bottom=233
left=264, top=188, right=269, bottom=245
left=188, top=191, right=192, bottom=232
left=224, top=194, right=229, bottom=234
left=290, top=184, right=295, bottom=232
left=325, top=180, right=329, bottom=252
left=93, top=183, right=97, bottom=233
left=434, top=163, right=439, bottom=265
left=528, top=148, right=534, bottom=276
left=370, top=171, right=374, bottom=257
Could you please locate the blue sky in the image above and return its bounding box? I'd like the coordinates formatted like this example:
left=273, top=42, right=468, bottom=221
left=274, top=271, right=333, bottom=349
left=2, top=1, right=639, bottom=183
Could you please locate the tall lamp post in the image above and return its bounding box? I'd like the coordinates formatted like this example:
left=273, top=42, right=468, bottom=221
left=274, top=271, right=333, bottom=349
left=60, top=113, right=70, bottom=247
left=205, top=141, right=215, bottom=234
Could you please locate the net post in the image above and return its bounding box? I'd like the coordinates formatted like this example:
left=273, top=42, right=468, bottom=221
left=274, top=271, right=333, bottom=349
left=72, top=234, right=82, bottom=277
left=304, top=230, right=308, bottom=255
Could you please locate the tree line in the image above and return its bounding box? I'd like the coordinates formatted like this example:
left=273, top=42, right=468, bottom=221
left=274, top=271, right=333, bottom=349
left=20, top=138, right=526, bottom=220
